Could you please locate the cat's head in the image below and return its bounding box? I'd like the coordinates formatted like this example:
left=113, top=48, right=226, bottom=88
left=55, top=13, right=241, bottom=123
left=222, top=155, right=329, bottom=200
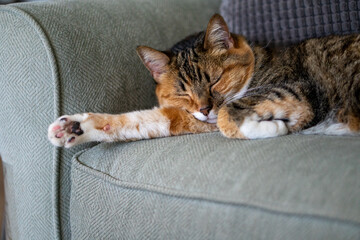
left=137, top=14, right=254, bottom=123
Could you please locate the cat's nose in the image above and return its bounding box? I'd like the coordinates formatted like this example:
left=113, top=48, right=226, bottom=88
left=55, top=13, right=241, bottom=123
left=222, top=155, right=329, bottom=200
left=200, top=106, right=212, bottom=116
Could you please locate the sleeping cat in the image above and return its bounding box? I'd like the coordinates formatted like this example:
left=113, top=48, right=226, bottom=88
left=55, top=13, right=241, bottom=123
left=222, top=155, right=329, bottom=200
left=48, top=14, right=360, bottom=148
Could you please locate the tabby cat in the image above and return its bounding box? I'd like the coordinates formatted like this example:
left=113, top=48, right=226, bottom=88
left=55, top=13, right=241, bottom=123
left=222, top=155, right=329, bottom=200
left=48, top=14, right=360, bottom=148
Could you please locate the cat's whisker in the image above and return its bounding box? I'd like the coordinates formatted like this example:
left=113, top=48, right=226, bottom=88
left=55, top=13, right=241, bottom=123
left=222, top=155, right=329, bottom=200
left=224, top=94, right=242, bottom=105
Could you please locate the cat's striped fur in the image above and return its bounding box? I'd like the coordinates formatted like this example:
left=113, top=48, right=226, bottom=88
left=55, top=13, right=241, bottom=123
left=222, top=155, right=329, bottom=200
left=48, top=14, right=360, bottom=148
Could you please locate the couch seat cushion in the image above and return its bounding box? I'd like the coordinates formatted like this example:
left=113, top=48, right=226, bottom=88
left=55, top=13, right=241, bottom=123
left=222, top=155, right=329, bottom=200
left=74, top=133, right=360, bottom=225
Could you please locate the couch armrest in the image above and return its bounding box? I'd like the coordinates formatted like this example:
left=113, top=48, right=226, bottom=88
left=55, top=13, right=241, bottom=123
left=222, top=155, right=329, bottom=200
left=0, top=0, right=221, bottom=239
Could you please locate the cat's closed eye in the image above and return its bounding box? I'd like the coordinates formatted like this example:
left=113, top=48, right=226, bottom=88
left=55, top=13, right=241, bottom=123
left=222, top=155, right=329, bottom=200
left=176, top=93, right=191, bottom=98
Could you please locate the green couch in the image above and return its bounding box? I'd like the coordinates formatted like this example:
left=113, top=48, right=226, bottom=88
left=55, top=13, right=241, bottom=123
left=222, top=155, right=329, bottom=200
left=0, top=0, right=359, bottom=239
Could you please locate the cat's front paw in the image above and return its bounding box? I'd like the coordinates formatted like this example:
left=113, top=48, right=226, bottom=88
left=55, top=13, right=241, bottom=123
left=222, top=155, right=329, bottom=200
left=48, top=114, right=88, bottom=148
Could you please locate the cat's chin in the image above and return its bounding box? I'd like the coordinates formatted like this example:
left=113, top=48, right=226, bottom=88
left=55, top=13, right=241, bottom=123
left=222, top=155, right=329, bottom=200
left=192, top=111, right=218, bottom=124
left=206, top=118, right=217, bottom=124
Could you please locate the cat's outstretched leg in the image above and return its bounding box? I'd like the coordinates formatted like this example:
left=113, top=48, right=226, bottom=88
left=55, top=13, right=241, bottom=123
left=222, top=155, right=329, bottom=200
left=217, top=89, right=314, bottom=139
left=48, top=107, right=217, bottom=148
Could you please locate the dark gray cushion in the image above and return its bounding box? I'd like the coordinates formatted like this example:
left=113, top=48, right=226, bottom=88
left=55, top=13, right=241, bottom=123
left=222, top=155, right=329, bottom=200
left=220, top=0, right=360, bottom=46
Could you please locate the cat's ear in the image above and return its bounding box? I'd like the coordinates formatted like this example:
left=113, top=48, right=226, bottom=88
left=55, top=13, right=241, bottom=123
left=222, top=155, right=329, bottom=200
left=204, top=14, right=234, bottom=51
left=136, top=46, right=170, bottom=83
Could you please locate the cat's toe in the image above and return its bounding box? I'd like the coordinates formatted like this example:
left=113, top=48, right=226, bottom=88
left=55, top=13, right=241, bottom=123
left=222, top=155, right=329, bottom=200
left=48, top=126, right=66, bottom=147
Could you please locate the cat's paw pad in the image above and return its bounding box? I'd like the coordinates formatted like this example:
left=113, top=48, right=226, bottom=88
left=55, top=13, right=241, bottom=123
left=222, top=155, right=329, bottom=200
left=48, top=114, right=87, bottom=148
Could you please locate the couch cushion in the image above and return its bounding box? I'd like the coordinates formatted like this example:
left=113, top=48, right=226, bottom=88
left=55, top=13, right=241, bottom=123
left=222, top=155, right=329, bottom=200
left=71, top=133, right=360, bottom=239
left=220, top=0, right=360, bottom=46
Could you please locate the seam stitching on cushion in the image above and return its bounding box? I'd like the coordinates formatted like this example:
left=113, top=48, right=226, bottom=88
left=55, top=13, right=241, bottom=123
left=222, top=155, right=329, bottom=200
left=0, top=5, right=61, bottom=240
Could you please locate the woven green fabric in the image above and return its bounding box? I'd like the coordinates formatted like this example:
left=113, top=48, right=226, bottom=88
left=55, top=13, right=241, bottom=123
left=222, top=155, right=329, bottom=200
left=0, top=7, right=57, bottom=240
left=0, top=0, right=221, bottom=239
left=72, top=133, right=360, bottom=239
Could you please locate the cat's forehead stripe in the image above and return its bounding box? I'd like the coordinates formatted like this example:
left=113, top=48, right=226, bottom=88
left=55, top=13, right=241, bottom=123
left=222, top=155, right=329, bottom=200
left=178, top=72, right=189, bottom=84
left=178, top=50, right=204, bottom=84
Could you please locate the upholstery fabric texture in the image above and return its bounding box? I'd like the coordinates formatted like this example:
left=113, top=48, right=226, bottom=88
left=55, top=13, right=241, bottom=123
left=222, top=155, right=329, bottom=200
left=0, top=0, right=220, bottom=239
left=72, top=133, right=360, bottom=239
left=1, top=0, right=360, bottom=239
left=220, top=0, right=360, bottom=46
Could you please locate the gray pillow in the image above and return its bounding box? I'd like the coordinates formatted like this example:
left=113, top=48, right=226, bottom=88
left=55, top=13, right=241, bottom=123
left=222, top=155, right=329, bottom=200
left=220, top=0, right=360, bottom=46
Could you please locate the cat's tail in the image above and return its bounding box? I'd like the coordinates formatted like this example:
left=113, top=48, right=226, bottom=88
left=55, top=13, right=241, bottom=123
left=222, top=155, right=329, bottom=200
left=301, top=120, right=354, bottom=136
left=301, top=111, right=357, bottom=136
left=303, top=78, right=360, bottom=135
